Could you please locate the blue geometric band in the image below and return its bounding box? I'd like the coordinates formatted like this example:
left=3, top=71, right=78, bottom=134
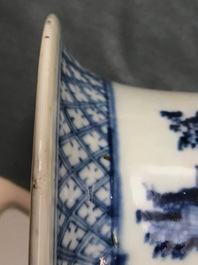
left=56, top=48, right=122, bottom=265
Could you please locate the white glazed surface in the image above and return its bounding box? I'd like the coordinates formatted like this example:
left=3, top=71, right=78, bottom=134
left=30, top=14, right=61, bottom=265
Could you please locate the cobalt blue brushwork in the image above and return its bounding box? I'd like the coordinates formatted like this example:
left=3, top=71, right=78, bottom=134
left=160, top=110, right=198, bottom=150
left=136, top=169, right=198, bottom=259
left=56, top=47, right=125, bottom=265
left=135, top=110, right=198, bottom=260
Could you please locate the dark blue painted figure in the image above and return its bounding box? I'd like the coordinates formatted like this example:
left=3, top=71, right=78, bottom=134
left=136, top=181, right=198, bottom=259
left=160, top=111, right=198, bottom=150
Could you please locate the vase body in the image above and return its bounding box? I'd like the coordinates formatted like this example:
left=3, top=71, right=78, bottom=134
left=30, top=14, right=198, bottom=265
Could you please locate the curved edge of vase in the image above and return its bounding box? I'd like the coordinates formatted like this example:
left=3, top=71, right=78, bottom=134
left=29, top=14, right=62, bottom=265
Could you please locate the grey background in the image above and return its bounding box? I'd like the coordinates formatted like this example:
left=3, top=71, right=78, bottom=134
left=0, top=0, right=198, bottom=190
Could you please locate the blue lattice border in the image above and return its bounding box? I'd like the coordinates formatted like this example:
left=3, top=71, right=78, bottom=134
left=53, top=47, right=125, bottom=265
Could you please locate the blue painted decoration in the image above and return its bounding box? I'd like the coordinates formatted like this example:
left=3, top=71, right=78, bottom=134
left=56, top=48, right=125, bottom=264
left=160, top=110, right=198, bottom=150
left=135, top=110, right=198, bottom=259
left=136, top=167, right=198, bottom=260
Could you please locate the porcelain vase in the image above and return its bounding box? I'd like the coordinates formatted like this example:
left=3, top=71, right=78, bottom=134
left=30, top=14, right=198, bottom=265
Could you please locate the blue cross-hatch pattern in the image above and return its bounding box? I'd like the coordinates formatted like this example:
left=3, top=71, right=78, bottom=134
left=56, top=48, right=124, bottom=265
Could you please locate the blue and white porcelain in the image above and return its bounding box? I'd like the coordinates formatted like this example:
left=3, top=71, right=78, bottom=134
left=30, top=14, right=198, bottom=265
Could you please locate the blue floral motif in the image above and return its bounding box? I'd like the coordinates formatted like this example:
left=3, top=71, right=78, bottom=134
left=160, top=111, right=198, bottom=150
left=56, top=48, right=124, bottom=264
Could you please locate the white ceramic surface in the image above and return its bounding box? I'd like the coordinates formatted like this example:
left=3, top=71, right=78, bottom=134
left=30, top=14, right=61, bottom=265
